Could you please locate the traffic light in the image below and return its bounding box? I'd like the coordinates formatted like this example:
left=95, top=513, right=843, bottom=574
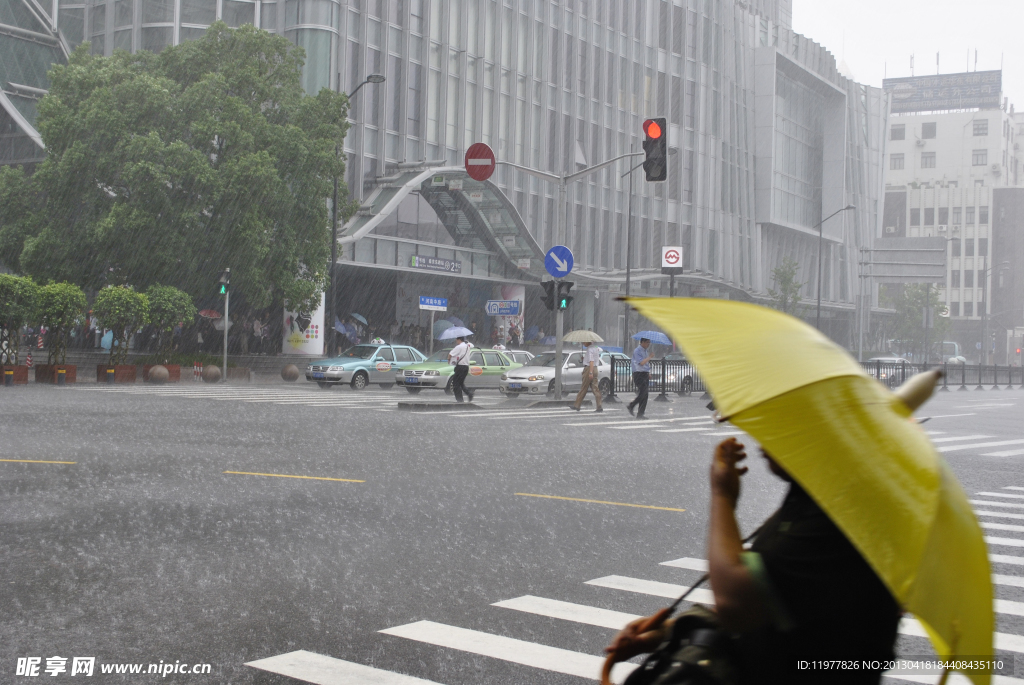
left=557, top=281, right=574, bottom=310
left=642, top=117, right=667, bottom=182
left=541, top=280, right=556, bottom=311
left=218, top=268, right=230, bottom=295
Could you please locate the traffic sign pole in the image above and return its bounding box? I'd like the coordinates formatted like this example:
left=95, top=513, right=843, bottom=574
left=544, top=246, right=574, bottom=400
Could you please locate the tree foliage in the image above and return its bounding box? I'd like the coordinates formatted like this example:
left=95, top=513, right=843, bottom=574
left=36, top=282, right=87, bottom=365
left=879, top=284, right=950, bottom=361
left=93, top=285, right=149, bottom=365
left=3, top=23, right=350, bottom=314
left=146, top=284, right=197, bottom=357
left=768, top=257, right=805, bottom=315
left=0, top=273, right=38, bottom=365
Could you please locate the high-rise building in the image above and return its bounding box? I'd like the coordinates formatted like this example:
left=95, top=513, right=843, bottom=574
left=15, top=0, right=887, bottom=350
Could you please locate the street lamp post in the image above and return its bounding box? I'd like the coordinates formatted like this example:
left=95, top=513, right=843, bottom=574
left=981, top=259, right=1010, bottom=365
left=815, top=204, right=856, bottom=331
left=330, top=74, right=384, bottom=357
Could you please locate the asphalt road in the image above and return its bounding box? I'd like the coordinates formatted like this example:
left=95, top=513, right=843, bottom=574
left=2, top=380, right=1023, bottom=684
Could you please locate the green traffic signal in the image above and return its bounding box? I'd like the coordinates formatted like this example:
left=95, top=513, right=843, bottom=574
left=219, top=284, right=227, bottom=295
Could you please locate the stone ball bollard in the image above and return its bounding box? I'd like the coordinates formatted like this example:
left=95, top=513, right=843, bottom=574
left=148, top=365, right=170, bottom=384
left=202, top=364, right=222, bottom=383
left=281, top=364, right=300, bottom=382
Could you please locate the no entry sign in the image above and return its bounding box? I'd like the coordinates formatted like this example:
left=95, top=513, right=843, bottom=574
left=464, top=142, right=496, bottom=181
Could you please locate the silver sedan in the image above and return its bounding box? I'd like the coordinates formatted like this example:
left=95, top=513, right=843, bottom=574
left=498, top=350, right=613, bottom=397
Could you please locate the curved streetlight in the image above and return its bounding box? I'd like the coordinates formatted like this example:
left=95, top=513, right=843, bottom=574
left=815, top=204, right=856, bottom=331
left=329, top=74, right=385, bottom=356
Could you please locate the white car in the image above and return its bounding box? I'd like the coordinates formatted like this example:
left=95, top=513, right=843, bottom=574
left=498, top=350, right=615, bottom=397
left=866, top=356, right=918, bottom=388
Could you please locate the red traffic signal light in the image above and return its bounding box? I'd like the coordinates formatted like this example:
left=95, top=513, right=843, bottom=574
left=643, top=119, right=663, bottom=139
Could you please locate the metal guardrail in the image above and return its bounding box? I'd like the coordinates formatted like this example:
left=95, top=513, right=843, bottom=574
left=607, top=359, right=706, bottom=400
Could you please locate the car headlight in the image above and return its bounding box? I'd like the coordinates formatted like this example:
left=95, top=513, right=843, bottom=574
left=425, top=370, right=440, bottom=376
left=529, top=375, right=545, bottom=381
left=500, top=374, right=507, bottom=380
left=328, top=366, right=342, bottom=371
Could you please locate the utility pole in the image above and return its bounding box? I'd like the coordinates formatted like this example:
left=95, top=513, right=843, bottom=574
left=815, top=204, right=856, bottom=331
left=219, top=268, right=230, bottom=382
left=498, top=150, right=644, bottom=398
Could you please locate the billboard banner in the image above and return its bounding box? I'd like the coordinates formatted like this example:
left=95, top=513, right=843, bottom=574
left=883, top=70, right=1001, bottom=113
left=282, top=293, right=324, bottom=356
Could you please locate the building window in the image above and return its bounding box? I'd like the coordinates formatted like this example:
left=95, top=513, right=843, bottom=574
left=965, top=270, right=974, bottom=287
left=980, top=206, right=989, bottom=224
left=950, top=302, right=959, bottom=317
left=921, top=152, right=936, bottom=168
left=924, top=208, right=934, bottom=225
left=974, top=119, right=988, bottom=136
left=890, top=153, right=904, bottom=170
left=891, top=124, right=905, bottom=140
left=973, top=149, right=988, bottom=166
left=952, top=207, right=961, bottom=224
left=977, top=271, right=985, bottom=291
left=966, top=207, right=975, bottom=224
left=964, top=302, right=973, bottom=317
left=965, top=238, right=975, bottom=256
left=951, top=271, right=960, bottom=287
left=939, top=207, right=949, bottom=224
left=951, top=239, right=961, bottom=257
left=910, top=208, right=920, bottom=226
left=979, top=237, right=988, bottom=255
left=922, top=122, right=936, bottom=139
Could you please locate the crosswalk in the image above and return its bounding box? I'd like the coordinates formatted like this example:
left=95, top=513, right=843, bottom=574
left=245, top=484, right=1024, bottom=685
left=927, top=429, right=1024, bottom=457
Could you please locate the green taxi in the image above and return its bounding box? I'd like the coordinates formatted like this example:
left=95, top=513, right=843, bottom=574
left=396, top=347, right=524, bottom=394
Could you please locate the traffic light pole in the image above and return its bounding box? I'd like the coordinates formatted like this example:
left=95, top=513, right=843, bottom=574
left=498, top=151, right=643, bottom=399
left=222, top=287, right=229, bottom=383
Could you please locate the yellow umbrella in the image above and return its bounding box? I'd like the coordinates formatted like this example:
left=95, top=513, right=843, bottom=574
left=627, top=297, right=993, bottom=685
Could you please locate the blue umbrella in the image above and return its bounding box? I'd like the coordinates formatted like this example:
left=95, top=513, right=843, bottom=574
left=350, top=313, right=368, bottom=325
left=632, top=330, right=672, bottom=346
left=438, top=326, right=474, bottom=341
left=539, top=335, right=556, bottom=345
left=432, top=319, right=454, bottom=338
left=525, top=325, right=539, bottom=340
left=446, top=316, right=465, bottom=327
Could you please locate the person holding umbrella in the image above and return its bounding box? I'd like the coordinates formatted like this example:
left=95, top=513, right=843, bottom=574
left=564, top=330, right=604, bottom=412
left=443, top=329, right=475, bottom=403
left=627, top=337, right=653, bottom=419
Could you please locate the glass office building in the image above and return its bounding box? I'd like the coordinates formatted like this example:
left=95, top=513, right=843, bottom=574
left=26, top=0, right=888, bottom=346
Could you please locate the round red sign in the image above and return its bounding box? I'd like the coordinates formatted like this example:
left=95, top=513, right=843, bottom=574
left=664, top=249, right=680, bottom=265
left=465, top=142, right=496, bottom=182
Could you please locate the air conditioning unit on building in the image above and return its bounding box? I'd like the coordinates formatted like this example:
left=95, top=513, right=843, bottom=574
left=916, top=139, right=926, bottom=147
left=992, top=164, right=1002, bottom=175
left=885, top=226, right=897, bottom=234
left=937, top=225, right=947, bottom=233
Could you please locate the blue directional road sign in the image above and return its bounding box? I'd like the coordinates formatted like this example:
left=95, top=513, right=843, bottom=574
left=544, top=245, right=574, bottom=278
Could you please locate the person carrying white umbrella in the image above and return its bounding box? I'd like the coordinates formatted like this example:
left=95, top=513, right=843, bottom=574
left=564, top=330, right=604, bottom=413
left=440, top=327, right=475, bottom=403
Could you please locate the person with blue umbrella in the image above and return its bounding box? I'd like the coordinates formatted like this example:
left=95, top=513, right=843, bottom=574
left=627, top=336, right=654, bottom=420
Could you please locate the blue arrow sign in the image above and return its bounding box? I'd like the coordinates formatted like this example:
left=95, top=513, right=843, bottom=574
left=544, top=245, right=574, bottom=278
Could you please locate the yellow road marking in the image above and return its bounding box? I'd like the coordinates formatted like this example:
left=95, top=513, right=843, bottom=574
left=224, top=471, right=364, bottom=483
left=0, top=458, right=77, bottom=464
left=515, top=492, right=686, bottom=512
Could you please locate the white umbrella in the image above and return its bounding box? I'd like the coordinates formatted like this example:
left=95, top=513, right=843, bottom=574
left=562, top=329, right=604, bottom=343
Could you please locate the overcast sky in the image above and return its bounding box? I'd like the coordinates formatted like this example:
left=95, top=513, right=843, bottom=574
left=792, top=0, right=1024, bottom=108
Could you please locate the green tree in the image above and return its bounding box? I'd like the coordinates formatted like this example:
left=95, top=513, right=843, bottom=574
left=8, top=23, right=350, bottom=314
left=879, top=284, right=949, bottom=362
left=36, top=282, right=88, bottom=366
left=768, top=257, right=805, bottom=315
left=0, top=273, right=38, bottom=365
left=146, top=284, right=197, bottom=358
left=93, top=285, right=149, bottom=366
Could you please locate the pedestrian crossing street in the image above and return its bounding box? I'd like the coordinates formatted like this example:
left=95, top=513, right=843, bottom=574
left=245, top=484, right=1024, bottom=685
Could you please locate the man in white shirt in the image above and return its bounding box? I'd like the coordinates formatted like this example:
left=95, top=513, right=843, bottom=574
left=447, top=335, right=475, bottom=403
left=571, top=341, right=603, bottom=412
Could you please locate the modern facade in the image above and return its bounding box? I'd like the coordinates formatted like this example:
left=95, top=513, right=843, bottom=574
left=882, top=87, right=1023, bottom=361
left=20, top=0, right=889, bottom=351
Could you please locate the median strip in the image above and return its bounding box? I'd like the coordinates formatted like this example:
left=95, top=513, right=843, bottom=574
left=0, top=458, right=77, bottom=464
left=224, top=471, right=364, bottom=483
left=515, top=492, right=685, bottom=512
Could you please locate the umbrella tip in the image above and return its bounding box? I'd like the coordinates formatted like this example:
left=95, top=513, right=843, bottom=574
left=893, top=369, right=942, bottom=413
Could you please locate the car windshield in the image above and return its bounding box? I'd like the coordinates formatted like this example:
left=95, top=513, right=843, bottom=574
left=425, top=349, right=453, bottom=362
left=339, top=345, right=379, bottom=359
left=530, top=353, right=567, bottom=367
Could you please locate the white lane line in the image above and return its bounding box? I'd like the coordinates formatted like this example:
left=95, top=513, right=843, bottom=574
left=900, top=616, right=1024, bottom=654
left=970, top=499, right=1024, bottom=509
left=978, top=492, right=1024, bottom=500
left=983, top=521, right=1024, bottom=534
left=610, top=424, right=670, bottom=430
left=986, top=536, right=1024, bottom=548
left=954, top=404, right=1017, bottom=409
left=924, top=431, right=946, bottom=435
left=925, top=413, right=977, bottom=419
left=700, top=431, right=745, bottom=436
left=656, top=427, right=714, bottom=433
left=492, top=596, right=640, bottom=630
left=885, top=673, right=1024, bottom=685
left=995, top=574, right=1024, bottom=588
left=940, top=440, right=1024, bottom=453
left=986, top=450, right=1024, bottom=457
left=976, top=510, right=1024, bottom=520
left=378, top=621, right=637, bottom=684
left=563, top=417, right=713, bottom=427
left=584, top=576, right=715, bottom=604
left=992, top=553, right=1024, bottom=566
left=929, top=435, right=992, bottom=443
left=660, top=557, right=708, bottom=572
left=245, top=650, right=443, bottom=685
left=1006, top=487, right=1024, bottom=491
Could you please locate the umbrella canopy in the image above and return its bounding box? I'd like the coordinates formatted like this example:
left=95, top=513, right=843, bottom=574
left=432, top=319, right=454, bottom=337
left=632, top=330, right=672, bottom=346
left=627, top=297, right=992, bottom=684
left=437, top=326, right=474, bottom=341
left=525, top=325, right=540, bottom=340
left=198, top=309, right=221, bottom=319
left=539, top=336, right=556, bottom=345
left=350, top=313, right=368, bottom=325
left=445, top=316, right=465, bottom=327
left=563, top=329, right=604, bottom=343
left=212, top=318, right=233, bottom=331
